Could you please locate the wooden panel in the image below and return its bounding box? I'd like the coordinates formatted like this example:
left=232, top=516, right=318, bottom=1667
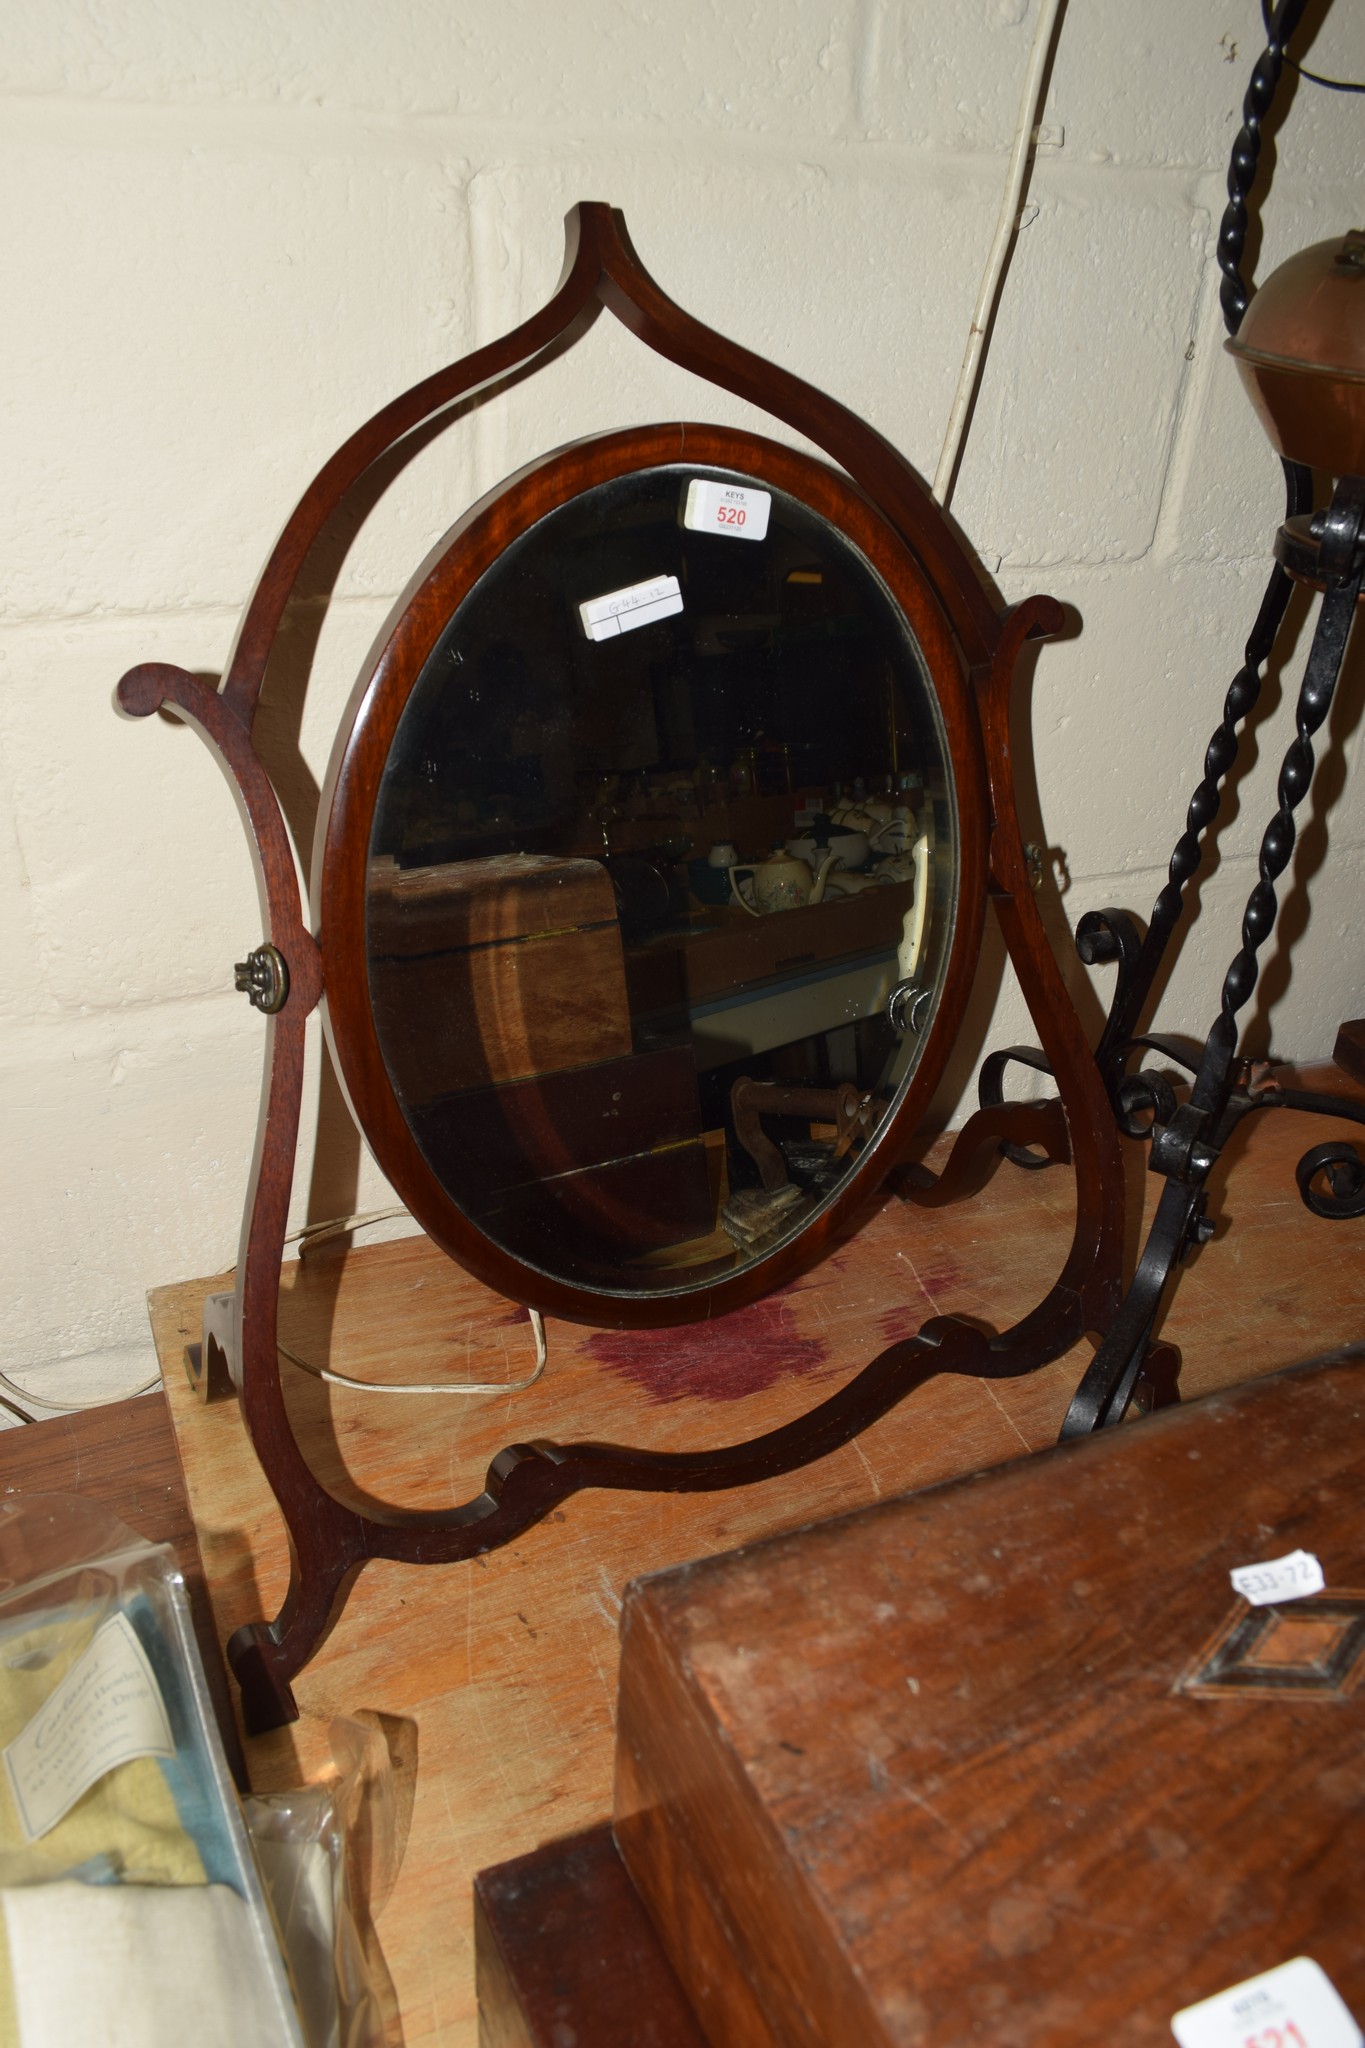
left=367, top=853, right=621, bottom=956
left=614, top=1354, right=1365, bottom=2048
left=1335, top=1017, right=1365, bottom=1086
left=473, top=1825, right=706, bottom=2048
left=368, top=851, right=633, bottom=1097
left=626, top=883, right=916, bottom=1019
left=405, top=1045, right=715, bottom=1263
left=474, top=1146, right=717, bottom=1266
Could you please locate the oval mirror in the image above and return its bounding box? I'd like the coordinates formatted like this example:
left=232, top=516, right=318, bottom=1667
left=320, top=427, right=984, bottom=1321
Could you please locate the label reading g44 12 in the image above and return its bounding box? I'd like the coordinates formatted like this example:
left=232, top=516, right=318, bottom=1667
left=578, top=574, right=683, bottom=642
left=683, top=478, right=771, bottom=542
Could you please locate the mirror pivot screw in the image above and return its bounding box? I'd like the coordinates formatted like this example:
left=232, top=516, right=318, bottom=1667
left=234, top=943, right=290, bottom=1014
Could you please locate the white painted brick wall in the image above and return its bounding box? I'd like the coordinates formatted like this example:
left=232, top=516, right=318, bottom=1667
left=2, top=0, right=1362, bottom=1406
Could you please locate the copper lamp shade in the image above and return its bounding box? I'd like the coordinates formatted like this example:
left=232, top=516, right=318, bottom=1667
left=1225, top=229, right=1365, bottom=474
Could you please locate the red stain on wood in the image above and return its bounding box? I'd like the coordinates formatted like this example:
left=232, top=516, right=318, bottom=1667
left=875, top=1306, right=923, bottom=1346
left=585, top=1296, right=829, bottom=1404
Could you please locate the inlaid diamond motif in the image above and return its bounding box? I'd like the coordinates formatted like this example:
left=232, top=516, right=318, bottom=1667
left=1181, top=1592, right=1365, bottom=1702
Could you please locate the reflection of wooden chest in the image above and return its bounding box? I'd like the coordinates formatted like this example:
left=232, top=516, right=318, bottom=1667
left=367, top=853, right=634, bottom=1101
left=366, top=853, right=715, bottom=1265
left=408, top=1047, right=717, bottom=1268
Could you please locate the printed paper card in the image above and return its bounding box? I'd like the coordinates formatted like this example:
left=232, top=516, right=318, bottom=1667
left=3, top=1611, right=175, bottom=1841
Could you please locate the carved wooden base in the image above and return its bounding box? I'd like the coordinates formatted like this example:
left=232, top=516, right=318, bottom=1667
left=220, top=1278, right=1103, bottom=1733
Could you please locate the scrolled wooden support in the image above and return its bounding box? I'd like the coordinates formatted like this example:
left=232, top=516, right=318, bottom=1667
left=117, top=209, right=1132, bottom=1734
left=972, top=599, right=1127, bottom=1339
left=114, top=662, right=321, bottom=1010
left=225, top=1290, right=1094, bottom=1732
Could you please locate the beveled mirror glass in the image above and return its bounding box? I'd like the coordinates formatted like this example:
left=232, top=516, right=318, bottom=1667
left=324, top=433, right=965, bottom=1303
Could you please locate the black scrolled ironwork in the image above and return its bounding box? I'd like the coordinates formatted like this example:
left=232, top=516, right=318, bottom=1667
left=1217, top=0, right=1309, bottom=336
left=1088, top=505, right=1312, bottom=1112
left=1077, top=0, right=1316, bottom=1119
left=977, top=1044, right=1058, bottom=1168
left=1115, top=1064, right=1180, bottom=1140
left=1046, top=11, right=1365, bottom=1439
left=1062, top=475, right=1365, bottom=1441
left=1297, top=1140, right=1365, bottom=1220
left=1188, top=480, right=1365, bottom=1124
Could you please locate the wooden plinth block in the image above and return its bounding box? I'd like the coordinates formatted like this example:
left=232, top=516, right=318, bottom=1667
left=1335, top=1017, right=1365, bottom=1087
left=474, top=1823, right=707, bottom=2048
left=614, top=1352, right=1365, bottom=2048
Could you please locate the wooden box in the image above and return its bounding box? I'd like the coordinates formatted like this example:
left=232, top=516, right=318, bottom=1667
left=474, top=1824, right=707, bottom=2048
left=614, top=1354, right=1365, bottom=2046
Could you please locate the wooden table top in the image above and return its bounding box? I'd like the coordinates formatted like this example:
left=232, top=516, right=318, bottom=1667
left=144, top=1067, right=1365, bottom=2048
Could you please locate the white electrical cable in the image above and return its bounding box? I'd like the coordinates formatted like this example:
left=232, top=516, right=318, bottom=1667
left=270, top=1202, right=552, bottom=1394
left=1, top=1206, right=549, bottom=1423
left=0, top=1367, right=161, bottom=1421
left=278, top=1305, right=548, bottom=1398
left=292, top=1206, right=412, bottom=1259
left=932, top=0, right=1065, bottom=507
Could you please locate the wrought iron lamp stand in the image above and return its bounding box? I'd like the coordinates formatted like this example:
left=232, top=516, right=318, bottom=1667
left=1050, top=2, right=1365, bottom=1434
left=1060, top=472, right=1365, bottom=1436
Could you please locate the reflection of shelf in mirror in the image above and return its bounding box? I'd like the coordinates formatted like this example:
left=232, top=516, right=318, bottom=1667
left=569, top=792, right=813, bottom=862
left=625, top=882, right=916, bottom=1012
left=689, top=948, right=901, bottom=1072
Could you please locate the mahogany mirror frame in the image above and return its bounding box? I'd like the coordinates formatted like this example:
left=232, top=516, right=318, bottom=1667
left=318, top=422, right=989, bottom=1329
left=116, top=202, right=1128, bottom=1731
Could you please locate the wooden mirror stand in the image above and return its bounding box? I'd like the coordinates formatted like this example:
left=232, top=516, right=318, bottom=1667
left=118, top=203, right=1134, bottom=1733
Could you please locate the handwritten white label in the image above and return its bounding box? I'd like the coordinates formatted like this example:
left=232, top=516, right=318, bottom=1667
left=579, top=574, right=683, bottom=642
left=683, top=477, right=771, bottom=542
left=1172, top=1955, right=1362, bottom=2048
left=3, top=1612, right=174, bottom=1841
left=1230, top=1549, right=1325, bottom=1607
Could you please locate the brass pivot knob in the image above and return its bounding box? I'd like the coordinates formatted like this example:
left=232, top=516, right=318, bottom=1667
left=233, top=943, right=290, bottom=1014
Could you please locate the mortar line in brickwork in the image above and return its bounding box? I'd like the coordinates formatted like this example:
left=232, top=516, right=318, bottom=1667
left=0, top=90, right=1219, bottom=181
left=0, top=592, right=398, bottom=634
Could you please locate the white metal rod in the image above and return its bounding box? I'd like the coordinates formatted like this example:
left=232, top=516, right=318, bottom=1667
left=932, top=0, right=1066, bottom=507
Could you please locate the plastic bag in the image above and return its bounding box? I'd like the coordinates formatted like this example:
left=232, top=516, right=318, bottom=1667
left=246, top=1716, right=392, bottom=2048
left=0, top=1492, right=305, bottom=2047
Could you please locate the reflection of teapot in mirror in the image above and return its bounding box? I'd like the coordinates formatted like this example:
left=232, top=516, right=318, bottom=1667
left=871, top=804, right=917, bottom=855
left=786, top=812, right=871, bottom=875
left=729, top=848, right=837, bottom=916
left=823, top=869, right=877, bottom=898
